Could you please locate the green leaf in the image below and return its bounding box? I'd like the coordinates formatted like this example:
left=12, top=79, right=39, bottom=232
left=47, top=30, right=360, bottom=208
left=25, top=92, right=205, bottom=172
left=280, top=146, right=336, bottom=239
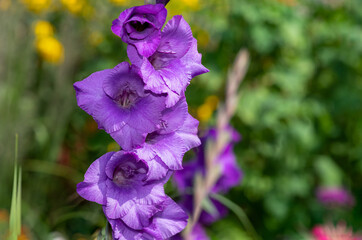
left=210, top=193, right=261, bottom=240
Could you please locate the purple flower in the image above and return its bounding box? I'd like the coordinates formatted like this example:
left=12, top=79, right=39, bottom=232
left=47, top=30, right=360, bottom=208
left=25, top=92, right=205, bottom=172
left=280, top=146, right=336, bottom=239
left=112, top=4, right=167, bottom=58
left=109, top=198, right=188, bottom=240
left=77, top=151, right=169, bottom=230
left=316, top=186, right=355, bottom=207
left=73, top=62, right=165, bottom=150
left=128, top=15, right=209, bottom=107
left=136, top=97, right=201, bottom=181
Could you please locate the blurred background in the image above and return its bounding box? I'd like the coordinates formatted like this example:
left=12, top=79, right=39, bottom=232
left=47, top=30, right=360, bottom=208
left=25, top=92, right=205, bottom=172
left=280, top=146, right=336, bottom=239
left=0, top=0, right=361, bottom=239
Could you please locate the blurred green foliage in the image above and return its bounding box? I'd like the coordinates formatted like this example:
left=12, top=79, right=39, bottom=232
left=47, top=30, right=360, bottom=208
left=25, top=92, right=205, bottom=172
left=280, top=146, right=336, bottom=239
left=0, top=0, right=361, bottom=239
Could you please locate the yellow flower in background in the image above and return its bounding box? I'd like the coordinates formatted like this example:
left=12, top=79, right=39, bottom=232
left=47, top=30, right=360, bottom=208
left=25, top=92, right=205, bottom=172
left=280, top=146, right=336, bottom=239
left=36, top=36, right=64, bottom=64
left=61, top=0, right=85, bottom=15
left=0, top=0, right=11, bottom=11
left=109, top=0, right=129, bottom=6
left=197, top=95, right=220, bottom=122
left=167, top=0, right=202, bottom=16
left=181, top=0, right=200, bottom=10
left=205, top=95, right=219, bottom=110
left=89, top=31, right=104, bottom=47
left=196, top=29, right=210, bottom=48
left=34, top=20, right=54, bottom=38
left=197, top=103, right=213, bottom=122
left=22, top=0, right=51, bottom=13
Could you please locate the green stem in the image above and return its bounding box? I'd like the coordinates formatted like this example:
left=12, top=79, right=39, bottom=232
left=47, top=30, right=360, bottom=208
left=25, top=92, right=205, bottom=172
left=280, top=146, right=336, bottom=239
left=210, top=193, right=261, bottom=240
left=144, top=0, right=156, bottom=4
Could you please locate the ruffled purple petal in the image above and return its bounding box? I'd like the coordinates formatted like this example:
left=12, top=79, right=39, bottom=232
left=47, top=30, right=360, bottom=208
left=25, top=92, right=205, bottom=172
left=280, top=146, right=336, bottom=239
left=108, top=218, right=153, bottom=240
left=131, top=4, right=167, bottom=28
left=127, top=45, right=144, bottom=67
left=158, top=97, right=188, bottom=134
left=128, top=94, right=166, bottom=132
left=104, top=179, right=138, bottom=219
left=133, top=32, right=162, bottom=58
left=73, top=69, right=112, bottom=119
left=144, top=198, right=188, bottom=239
left=93, top=94, right=130, bottom=133
left=175, top=113, right=201, bottom=151
left=111, top=8, right=134, bottom=38
left=139, top=57, right=169, bottom=95
left=180, top=38, right=209, bottom=78
left=76, top=152, right=114, bottom=205
left=149, top=133, right=185, bottom=170
left=110, top=125, right=146, bottom=151
left=158, top=59, right=191, bottom=107
left=158, top=15, right=193, bottom=58
left=103, top=63, right=145, bottom=99
left=104, top=180, right=167, bottom=220
left=145, top=156, right=170, bottom=181
left=137, top=97, right=200, bottom=172
left=121, top=202, right=163, bottom=230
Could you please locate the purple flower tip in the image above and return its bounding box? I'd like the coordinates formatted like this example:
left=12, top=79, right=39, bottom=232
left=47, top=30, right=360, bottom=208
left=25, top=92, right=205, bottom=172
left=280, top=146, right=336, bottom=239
left=112, top=4, right=167, bottom=58
left=129, top=15, right=209, bottom=107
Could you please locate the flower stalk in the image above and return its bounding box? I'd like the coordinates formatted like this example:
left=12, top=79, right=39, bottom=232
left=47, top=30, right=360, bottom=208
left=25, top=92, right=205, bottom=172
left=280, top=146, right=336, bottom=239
left=145, top=0, right=156, bottom=4
left=185, top=49, right=250, bottom=239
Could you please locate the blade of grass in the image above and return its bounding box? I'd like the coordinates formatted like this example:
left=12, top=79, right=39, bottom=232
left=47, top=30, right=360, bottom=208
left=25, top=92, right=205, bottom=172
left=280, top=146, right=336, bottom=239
left=210, top=193, right=260, bottom=240
left=8, top=134, right=21, bottom=240
left=9, top=164, right=17, bottom=240
left=17, top=166, right=22, bottom=235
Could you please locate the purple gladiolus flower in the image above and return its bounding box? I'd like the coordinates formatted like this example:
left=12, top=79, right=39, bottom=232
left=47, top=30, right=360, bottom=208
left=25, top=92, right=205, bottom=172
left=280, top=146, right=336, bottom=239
left=316, top=186, right=355, bottom=207
left=135, top=97, right=201, bottom=181
left=112, top=4, right=167, bottom=58
left=108, top=198, right=188, bottom=240
left=128, top=15, right=209, bottom=107
left=77, top=151, right=171, bottom=230
left=73, top=62, right=165, bottom=150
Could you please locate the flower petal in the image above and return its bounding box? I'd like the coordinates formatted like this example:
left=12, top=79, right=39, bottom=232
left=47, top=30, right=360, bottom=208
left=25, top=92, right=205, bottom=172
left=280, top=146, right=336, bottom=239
left=76, top=152, right=114, bottom=205
left=158, top=15, right=193, bottom=58
left=73, top=69, right=112, bottom=118
left=145, top=156, right=170, bottom=181
left=158, top=97, right=188, bottom=135
left=144, top=198, right=188, bottom=239
left=180, top=38, right=209, bottom=78
left=121, top=202, right=163, bottom=230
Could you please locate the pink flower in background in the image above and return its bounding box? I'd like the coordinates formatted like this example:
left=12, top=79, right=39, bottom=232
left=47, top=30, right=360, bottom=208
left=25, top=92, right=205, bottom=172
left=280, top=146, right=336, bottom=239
left=312, top=222, right=360, bottom=240
left=316, top=186, right=355, bottom=207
